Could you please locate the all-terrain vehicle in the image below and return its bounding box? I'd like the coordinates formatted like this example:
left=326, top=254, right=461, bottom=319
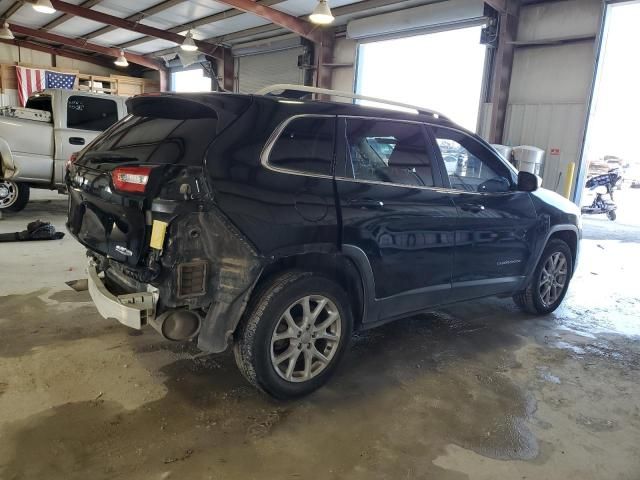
left=66, top=85, right=581, bottom=398
left=581, top=168, right=622, bottom=221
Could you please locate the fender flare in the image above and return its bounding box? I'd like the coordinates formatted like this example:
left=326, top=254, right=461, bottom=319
left=341, top=244, right=379, bottom=325
left=0, top=137, right=16, bottom=178
left=519, top=224, right=580, bottom=290
left=256, top=245, right=375, bottom=328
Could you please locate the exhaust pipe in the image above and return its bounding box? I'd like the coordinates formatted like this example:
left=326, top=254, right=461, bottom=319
left=151, top=309, right=201, bottom=341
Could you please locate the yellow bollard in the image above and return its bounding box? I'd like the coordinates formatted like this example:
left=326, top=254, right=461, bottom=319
left=563, top=162, right=576, bottom=199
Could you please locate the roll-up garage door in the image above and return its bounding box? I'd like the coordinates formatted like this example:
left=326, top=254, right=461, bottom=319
left=235, top=47, right=305, bottom=94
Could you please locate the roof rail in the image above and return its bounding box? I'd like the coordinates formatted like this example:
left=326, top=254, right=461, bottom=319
left=255, top=84, right=449, bottom=121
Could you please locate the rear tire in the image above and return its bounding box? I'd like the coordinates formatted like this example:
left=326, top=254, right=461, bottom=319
left=0, top=180, right=29, bottom=212
left=513, top=239, right=573, bottom=315
left=234, top=270, right=353, bottom=399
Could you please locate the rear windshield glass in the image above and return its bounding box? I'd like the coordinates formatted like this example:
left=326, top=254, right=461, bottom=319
left=84, top=114, right=218, bottom=166
left=25, top=94, right=52, bottom=114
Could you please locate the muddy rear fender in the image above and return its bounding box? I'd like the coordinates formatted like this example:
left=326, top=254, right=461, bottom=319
left=159, top=210, right=263, bottom=354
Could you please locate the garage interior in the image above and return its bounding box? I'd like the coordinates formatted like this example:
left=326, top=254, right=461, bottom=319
left=1, top=0, right=639, bottom=478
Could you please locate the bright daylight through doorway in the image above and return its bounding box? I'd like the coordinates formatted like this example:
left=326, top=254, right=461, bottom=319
left=172, top=68, right=212, bottom=92
left=356, top=25, right=487, bottom=132
left=580, top=1, right=640, bottom=227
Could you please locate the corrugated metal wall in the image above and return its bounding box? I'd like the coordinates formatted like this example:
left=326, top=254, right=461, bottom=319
left=503, top=0, right=602, bottom=195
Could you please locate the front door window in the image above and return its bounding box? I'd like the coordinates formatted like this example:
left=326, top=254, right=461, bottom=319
left=433, top=127, right=512, bottom=193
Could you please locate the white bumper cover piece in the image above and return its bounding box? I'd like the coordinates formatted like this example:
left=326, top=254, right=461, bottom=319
left=87, top=264, right=157, bottom=329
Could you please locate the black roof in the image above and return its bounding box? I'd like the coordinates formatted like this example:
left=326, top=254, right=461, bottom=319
left=129, top=91, right=458, bottom=130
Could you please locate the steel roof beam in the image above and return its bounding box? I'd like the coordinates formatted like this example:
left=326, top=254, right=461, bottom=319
left=117, top=0, right=283, bottom=50
left=42, top=0, right=103, bottom=30
left=10, top=24, right=165, bottom=70
left=84, top=0, right=184, bottom=40
left=149, top=0, right=413, bottom=57
left=211, top=0, right=322, bottom=43
left=0, top=37, right=121, bottom=70
left=48, top=0, right=223, bottom=59
left=0, top=1, right=22, bottom=21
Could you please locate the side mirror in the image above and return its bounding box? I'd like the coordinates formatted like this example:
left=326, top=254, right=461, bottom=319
left=517, top=171, right=541, bottom=192
left=478, top=177, right=511, bottom=193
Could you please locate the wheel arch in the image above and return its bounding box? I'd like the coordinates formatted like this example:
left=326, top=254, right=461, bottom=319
left=256, top=250, right=368, bottom=329
left=548, top=228, right=578, bottom=274
left=519, top=224, right=580, bottom=292
left=0, top=138, right=16, bottom=178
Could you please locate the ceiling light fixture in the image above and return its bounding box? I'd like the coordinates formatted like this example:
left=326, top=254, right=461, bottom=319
left=32, top=0, right=56, bottom=14
left=0, top=22, right=14, bottom=40
left=180, top=30, right=197, bottom=52
left=310, top=0, right=334, bottom=25
left=114, top=50, right=129, bottom=67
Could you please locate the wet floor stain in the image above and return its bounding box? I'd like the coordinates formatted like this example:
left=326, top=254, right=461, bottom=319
left=0, top=308, right=540, bottom=480
left=3, top=232, right=640, bottom=480
left=0, top=290, right=111, bottom=358
left=574, top=414, right=619, bottom=433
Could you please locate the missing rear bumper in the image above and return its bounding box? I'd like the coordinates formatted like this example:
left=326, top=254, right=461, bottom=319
left=87, top=262, right=158, bottom=329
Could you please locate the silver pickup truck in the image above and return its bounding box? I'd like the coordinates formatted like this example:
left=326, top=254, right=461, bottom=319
left=0, top=89, right=128, bottom=212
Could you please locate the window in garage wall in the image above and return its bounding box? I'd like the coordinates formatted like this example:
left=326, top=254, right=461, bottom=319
left=172, top=68, right=211, bottom=92
left=356, top=26, right=487, bottom=132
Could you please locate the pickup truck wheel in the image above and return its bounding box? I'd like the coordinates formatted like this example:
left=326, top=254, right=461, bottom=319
left=513, top=239, right=573, bottom=315
left=0, top=180, right=29, bottom=212
left=233, top=271, right=353, bottom=399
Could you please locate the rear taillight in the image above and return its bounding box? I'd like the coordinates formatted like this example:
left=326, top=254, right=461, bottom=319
left=65, top=152, right=79, bottom=171
left=112, top=166, right=154, bottom=193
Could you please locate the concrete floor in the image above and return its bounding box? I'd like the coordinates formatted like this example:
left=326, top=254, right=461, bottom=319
left=1, top=190, right=639, bottom=480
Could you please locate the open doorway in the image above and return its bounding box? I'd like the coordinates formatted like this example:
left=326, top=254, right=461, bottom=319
left=579, top=1, right=640, bottom=232
left=171, top=68, right=212, bottom=92
left=355, top=25, right=487, bottom=132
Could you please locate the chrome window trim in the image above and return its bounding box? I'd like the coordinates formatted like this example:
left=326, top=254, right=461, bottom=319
left=260, top=114, right=336, bottom=180
left=260, top=113, right=511, bottom=195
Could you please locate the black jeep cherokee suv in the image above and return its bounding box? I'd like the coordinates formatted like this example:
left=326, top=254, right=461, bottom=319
left=66, top=89, right=581, bottom=399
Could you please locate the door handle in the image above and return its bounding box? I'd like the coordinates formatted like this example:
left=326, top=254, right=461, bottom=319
left=347, top=198, right=384, bottom=209
left=460, top=203, right=485, bottom=213
left=69, top=137, right=85, bottom=145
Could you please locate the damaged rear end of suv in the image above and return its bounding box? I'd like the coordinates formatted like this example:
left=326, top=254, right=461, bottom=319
left=67, top=88, right=580, bottom=399
left=66, top=93, right=264, bottom=354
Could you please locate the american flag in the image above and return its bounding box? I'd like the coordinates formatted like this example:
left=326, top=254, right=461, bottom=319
left=16, top=67, right=77, bottom=107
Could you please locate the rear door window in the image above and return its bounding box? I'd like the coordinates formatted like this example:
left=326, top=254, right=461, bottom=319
left=67, top=95, right=118, bottom=131
left=267, top=116, right=336, bottom=176
left=341, top=118, right=435, bottom=187
left=25, top=94, right=52, bottom=115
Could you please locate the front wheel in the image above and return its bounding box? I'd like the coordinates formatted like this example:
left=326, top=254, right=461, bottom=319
left=0, top=180, right=30, bottom=212
left=234, top=271, right=353, bottom=399
left=607, top=210, right=617, bottom=221
left=513, top=239, right=573, bottom=315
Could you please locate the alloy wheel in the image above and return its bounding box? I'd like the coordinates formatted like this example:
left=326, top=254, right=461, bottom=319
left=538, top=252, right=568, bottom=307
left=0, top=180, right=17, bottom=209
left=270, top=295, right=342, bottom=383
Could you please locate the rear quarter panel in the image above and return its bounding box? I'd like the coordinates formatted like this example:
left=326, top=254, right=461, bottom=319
left=207, top=100, right=341, bottom=258
left=0, top=118, right=54, bottom=183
